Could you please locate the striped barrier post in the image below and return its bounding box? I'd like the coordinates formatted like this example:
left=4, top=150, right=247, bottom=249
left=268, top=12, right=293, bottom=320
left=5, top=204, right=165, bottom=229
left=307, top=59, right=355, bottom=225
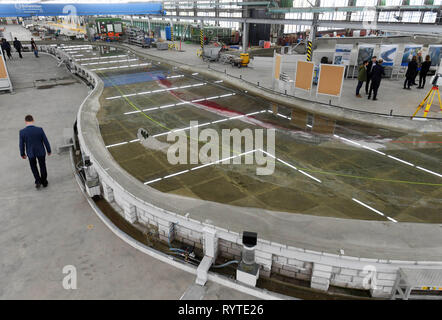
left=306, top=40, right=313, bottom=62
left=200, top=28, right=204, bottom=49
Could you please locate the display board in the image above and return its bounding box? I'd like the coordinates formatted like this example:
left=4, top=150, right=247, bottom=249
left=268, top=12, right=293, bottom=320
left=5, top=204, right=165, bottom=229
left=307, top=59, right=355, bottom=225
left=380, top=44, right=398, bottom=66
left=317, top=64, right=345, bottom=97
left=357, top=44, right=375, bottom=65
left=401, top=44, right=422, bottom=66
left=333, top=44, right=353, bottom=65
left=274, top=53, right=282, bottom=80
left=0, top=50, right=12, bottom=92
left=294, top=60, right=314, bottom=91
left=428, top=45, right=442, bottom=67
left=0, top=56, right=7, bottom=79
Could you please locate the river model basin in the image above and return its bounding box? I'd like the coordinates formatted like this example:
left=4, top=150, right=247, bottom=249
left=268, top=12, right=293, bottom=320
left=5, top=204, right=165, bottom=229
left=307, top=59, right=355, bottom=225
left=74, top=45, right=442, bottom=224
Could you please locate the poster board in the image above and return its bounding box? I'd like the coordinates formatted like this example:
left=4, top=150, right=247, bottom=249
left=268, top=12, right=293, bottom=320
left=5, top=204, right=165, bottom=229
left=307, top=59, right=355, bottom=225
left=0, top=50, right=13, bottom=92
left=317, top=64, right=345, bottom=98
left=380, top=44, right=398, bottom=67
left=428, top=45, right=442, bottom=67
left=273, top=53, right=282, bottom=80
left=333, top=44, right=353, bottom=65
left=357, top=44, right=375, bottom=66
left=294, top=60, right=314, bottom=92
left=401, top=44, right=422, bottom=66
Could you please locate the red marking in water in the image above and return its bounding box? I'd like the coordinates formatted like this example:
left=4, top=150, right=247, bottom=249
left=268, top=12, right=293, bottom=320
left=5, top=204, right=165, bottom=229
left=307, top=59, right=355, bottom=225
left=159, top=79, right=172, bottom=87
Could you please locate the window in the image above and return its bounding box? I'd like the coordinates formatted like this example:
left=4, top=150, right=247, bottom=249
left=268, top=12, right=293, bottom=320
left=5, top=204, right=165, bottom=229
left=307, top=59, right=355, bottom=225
left=422, top=12, right=437, bottom=23
left=219, top=12, right=241, bottom=29
left=356, top=0, right=377, bottom=5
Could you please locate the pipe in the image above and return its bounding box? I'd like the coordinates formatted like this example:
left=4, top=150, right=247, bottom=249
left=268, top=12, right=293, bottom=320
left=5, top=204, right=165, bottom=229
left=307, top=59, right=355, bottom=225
left=212, top=260, right=239, bottom=268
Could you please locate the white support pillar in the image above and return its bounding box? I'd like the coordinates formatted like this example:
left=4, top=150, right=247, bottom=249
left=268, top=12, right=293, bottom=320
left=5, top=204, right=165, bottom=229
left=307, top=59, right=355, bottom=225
left=311, top=263, right=332, bottom=291
left=101, top=181, right=114, bottom=203
left=196, top=226, right=218, bottom=286
left=242, top=21, right=248, bottom=53
left=122, top=202, right=137, bottom=224
left=203, top=226, right=218, bottom=258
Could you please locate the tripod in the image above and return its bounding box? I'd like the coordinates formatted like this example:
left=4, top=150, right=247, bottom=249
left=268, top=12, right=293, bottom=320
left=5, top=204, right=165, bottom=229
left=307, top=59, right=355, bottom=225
left=412, top=85, right=441, bottom=118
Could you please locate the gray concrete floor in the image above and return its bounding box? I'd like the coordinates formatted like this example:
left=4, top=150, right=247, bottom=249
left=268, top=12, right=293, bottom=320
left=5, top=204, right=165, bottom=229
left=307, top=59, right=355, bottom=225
left=1, top=24, right=36, bottom=42
left=0, top=53, right=255, bottom=300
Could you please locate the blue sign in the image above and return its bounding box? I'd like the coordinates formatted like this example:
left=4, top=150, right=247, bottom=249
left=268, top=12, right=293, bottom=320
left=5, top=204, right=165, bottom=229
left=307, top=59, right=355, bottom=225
left=0, top=3, right=164, bottom=17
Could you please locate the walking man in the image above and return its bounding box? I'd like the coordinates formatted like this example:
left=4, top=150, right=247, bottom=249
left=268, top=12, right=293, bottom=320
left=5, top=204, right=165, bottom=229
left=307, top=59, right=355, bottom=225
left=31, top=38, right=39, bottom=58
left=19, top=115, right=51, bottom=189
left=368, top=59, right=385, bottom=101
left=13, top=37, right=23, bottom=59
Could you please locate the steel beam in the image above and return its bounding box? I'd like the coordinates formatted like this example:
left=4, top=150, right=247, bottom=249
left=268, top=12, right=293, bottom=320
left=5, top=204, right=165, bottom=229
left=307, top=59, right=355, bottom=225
left=159, top=15, right=442, bottom=34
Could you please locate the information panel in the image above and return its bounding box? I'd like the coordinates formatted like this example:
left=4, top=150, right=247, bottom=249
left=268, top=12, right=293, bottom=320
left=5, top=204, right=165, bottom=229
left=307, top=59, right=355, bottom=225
left=317, top=64, right=345, bottom=97
left=294, top=60, right=314, bottom=92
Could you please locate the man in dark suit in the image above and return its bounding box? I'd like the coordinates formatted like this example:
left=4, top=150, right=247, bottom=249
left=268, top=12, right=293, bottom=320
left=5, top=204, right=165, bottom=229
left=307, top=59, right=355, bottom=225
left=368, top=59, right=385, bottom=101
left=13, top=37, right=23, bottom=59
left=19, top=115, right=52, bottom=188
left=365, top=56, right=377, bottom=95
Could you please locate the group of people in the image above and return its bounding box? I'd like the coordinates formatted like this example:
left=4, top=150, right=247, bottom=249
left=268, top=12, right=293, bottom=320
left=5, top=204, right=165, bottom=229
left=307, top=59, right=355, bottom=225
left=1, top=37, right=39, bottom=59
left=355, top=52, right=432, bottom=100
left=403, top=52, right=431, bottom=90
left=356, top=56, right=385, bottom=101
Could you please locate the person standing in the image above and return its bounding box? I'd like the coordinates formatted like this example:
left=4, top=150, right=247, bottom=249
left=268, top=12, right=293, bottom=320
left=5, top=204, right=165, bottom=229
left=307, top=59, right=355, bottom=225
left=368, top=59, right=385, bottom=101
left=1, top=38, right=12, bottom=60
left=19, top=115, right=52, bottom=189
left=365, top=56, right=377, bottom=95
left=413, top=51, right=423, bottom=85
left=356, top=60, right=368, bottom=98
left=31, top=38, right=39, bottom=58
left=404, top=55, right=418, bottom=90
left=13, top=37, right=23, bottom=59
left=418, top=55, right=431, bottom=89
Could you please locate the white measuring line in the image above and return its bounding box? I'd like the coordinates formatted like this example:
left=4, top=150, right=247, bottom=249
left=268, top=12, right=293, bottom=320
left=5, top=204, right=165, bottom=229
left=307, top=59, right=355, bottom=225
left=81, top=58, right=138, bottom=66
left=106, top=109, right=267, bottom=148
left=66, top=50, right=92, bottom=54
left=74, top=54, right=128, bottom=61
left=105, top=82, right=208, bottom=100
left=150, top=110, right=267, bottom=138
left=62, top=46, right=92, bottom=49
left=352, top=198, right=398, bottom=223
left=143, top=147, right=322, bottom=185
left=259, top=149, right=322, bottom=183
left=123, top=93, right=236, bottom=115
left=61, top=45, right=92, bottom=49
left=267, top=110, right=292, bottom=121
left=90, top=63, right=151, bottom=71
left=333, top=134, right=442, bottom=178
left=144, top=150, right=257, bottom=185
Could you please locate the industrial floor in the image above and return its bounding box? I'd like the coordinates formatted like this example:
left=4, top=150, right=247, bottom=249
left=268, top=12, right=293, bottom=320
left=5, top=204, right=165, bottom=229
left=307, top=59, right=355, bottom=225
left=0, top=53, right=255, bottom=300
left=73, top=45, right=442, bottom=224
